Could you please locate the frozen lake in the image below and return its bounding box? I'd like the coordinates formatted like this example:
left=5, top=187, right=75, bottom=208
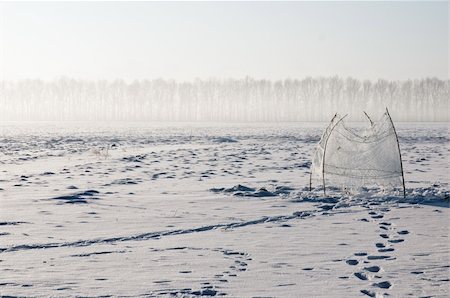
left=0, top=122, right=448, bottom=297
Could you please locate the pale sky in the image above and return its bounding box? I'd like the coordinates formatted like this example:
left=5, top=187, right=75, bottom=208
left=0, top=1, right=448, bottom=81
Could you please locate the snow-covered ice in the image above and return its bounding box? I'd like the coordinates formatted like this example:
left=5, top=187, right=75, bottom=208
left=0, top=122, right=448, bottom=297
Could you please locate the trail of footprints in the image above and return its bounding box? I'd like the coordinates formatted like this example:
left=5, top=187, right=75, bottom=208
left=151, top=247, right=252, bottom=297
left=345, top=207, right=410, bottom=297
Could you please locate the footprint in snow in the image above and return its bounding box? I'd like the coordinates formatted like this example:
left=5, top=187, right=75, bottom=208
left=354, top=252, right=367, bottom=256
left=367, top=255, right=391, bottom=260
left=388, top=239, right=404, bottom=243
left=364, top=266, right=381, bottom=273
left=346, top=259, right=359, bottom=266
left=360, top=289, right=376, bottom=297
left=354, top=272, right=369, bottom=280
left=373, top=281, right=392, bottom=289
left=375, top=243, right=385, bottom=248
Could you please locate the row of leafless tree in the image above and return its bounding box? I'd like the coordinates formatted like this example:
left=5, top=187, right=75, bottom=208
left=0, top=77, right=448, bottom=121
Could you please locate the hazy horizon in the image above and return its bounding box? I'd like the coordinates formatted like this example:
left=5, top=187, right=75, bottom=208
left=1, top=76, right=447, bottom=122
left=0, top=1, right=448, bottom=122
left=0, top=74, right=448, bottom=84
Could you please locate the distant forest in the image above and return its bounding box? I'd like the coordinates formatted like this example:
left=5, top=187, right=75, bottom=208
left=0, top=77, right=448, bottom=121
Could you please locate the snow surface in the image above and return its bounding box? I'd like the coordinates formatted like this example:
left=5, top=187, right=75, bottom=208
left=0, top=122, right=448, bottom=297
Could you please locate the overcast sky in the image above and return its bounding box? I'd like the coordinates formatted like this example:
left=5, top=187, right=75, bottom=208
left=0, top=1, right=448, bottom=81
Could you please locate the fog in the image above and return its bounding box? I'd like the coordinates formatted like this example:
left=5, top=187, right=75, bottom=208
left=1, top=77, right=447, bottom=122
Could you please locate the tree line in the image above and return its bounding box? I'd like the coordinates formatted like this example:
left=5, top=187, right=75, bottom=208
left=0, top=77, right=448, bottom=122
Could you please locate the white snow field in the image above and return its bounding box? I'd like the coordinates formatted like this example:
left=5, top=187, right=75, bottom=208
left=0, top=122, right=448, bottom=298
